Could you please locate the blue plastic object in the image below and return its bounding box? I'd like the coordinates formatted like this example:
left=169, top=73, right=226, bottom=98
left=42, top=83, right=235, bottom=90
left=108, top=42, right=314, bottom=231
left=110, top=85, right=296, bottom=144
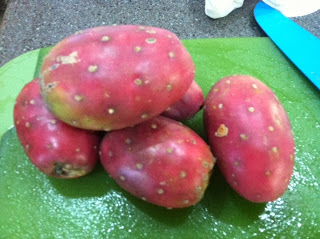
left=254, top=1, right=320, bottom=90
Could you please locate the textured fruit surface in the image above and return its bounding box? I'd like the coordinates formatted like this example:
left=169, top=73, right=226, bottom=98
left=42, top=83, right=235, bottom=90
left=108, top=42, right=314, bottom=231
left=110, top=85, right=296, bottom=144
left=204, top=75, right=295, bottom=203
left=40, top=25, right=195, bottom=131
left=100, top=116, right=215, bottom=208
left=162, top=80, right=204, bottom=121
left=13, top=78, right=101, bottom=178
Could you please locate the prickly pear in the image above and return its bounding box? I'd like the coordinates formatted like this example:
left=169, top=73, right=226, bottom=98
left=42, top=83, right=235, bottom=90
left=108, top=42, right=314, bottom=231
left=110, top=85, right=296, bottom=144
left=162, top=80, right=204, bottom=121
left=40, top=25, right=195, bottom=131
left=100, top=116, right=215, bottom=208
left=203, top=75, right=295, bottom=202
left=14, top=78, right=101, bottom=178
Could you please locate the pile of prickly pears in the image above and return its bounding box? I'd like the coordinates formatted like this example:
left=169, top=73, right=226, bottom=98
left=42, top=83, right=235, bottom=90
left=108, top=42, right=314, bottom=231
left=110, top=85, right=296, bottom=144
left=13, top=25, right=295, bottom=209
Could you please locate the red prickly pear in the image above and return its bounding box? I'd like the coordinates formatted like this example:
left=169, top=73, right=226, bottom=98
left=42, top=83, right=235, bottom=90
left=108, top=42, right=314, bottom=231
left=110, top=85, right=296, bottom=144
left=203, top=75, right=295, bottom=203
left=14, top=78, right=102, bottom=179
left=162, top=80, right=204, bottom=121
left=40, top=25, right=195, bottom=131
left=100, top=116, right=215, bottom=208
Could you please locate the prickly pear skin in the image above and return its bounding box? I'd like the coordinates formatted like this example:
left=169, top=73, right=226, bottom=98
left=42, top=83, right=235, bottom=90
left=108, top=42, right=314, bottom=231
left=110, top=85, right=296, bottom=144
left=100, top=116, right=215, bottom=208
left=40, top=25, right=195, bottom=131
left=14, top=78, right=102, bottom=179
left=162, top=80, right=204, bottom=121
left=203, top=75, right=295, bottom=203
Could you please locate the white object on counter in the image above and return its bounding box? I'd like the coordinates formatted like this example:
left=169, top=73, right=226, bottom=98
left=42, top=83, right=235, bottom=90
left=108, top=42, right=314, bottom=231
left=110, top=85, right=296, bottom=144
left=262, top=0, right=320, bottom=17
left=205, top=0, right=244, bottom=19
left=205, top=0, right=320, bottom=19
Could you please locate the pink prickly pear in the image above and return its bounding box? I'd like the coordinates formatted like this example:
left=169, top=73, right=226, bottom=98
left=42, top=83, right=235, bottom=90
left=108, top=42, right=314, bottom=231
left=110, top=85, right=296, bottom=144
left=162, top=80, right=204, bottom=121
left=203, top=75, right=295, bottom=203
left=40, top=25, right=195, bottom=131
left=14, top=78, right=102, bottom=178
left=100, top=116, right=215, bottom=208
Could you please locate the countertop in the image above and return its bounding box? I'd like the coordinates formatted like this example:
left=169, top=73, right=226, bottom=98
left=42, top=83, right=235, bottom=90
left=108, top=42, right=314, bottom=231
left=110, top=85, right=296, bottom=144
left=0, top=0, right=319, bottom=68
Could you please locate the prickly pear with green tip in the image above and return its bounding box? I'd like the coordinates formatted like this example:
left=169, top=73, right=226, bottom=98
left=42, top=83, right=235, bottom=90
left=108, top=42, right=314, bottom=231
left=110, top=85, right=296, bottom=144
left=100, top=116, right=215, bottom=208
left=14, top=78, right=102, bottom=179
left=203, top=75, right=295, bottom=203
left=40, top=25, right=195, bottom=131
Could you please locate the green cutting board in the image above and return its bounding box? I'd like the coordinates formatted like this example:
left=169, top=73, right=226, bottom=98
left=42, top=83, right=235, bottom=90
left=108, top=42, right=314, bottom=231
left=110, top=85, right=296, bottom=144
left=0, top=38, right=319, bottom=239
